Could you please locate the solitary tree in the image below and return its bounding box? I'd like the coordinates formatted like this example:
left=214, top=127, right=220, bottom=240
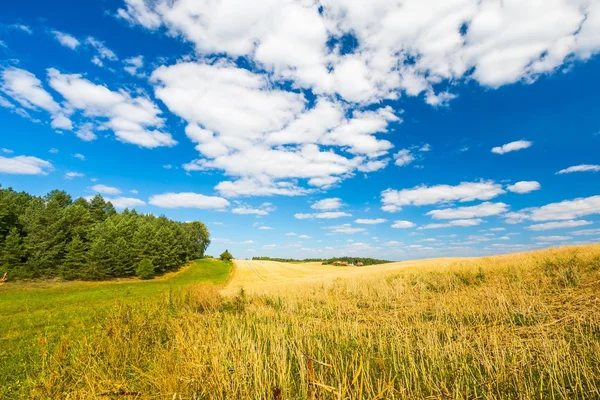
left=136, top=258, right=155, bottom=280
left=220, top=249, right=233, bottom=262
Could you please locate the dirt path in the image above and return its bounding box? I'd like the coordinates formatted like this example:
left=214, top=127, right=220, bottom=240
left=223, top=257, right=471, bottom=295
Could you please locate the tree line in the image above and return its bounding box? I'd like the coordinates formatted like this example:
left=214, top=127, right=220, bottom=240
left=0, top=187, right=210, bottom=281
left=253, top=256, right=393, bottom=265
left=321, top=257, right=392, bottom=266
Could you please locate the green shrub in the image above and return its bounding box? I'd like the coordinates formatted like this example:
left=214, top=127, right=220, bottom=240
left=136, top=258, right=155, bottom=280
left=220, top=249, right=233, bottom=262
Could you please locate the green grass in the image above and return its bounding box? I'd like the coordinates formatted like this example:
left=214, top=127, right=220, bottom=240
left=0, top=258, right=232, bottom=398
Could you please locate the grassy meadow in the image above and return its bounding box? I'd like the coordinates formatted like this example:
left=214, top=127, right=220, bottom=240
left=2, top=244, right=600, bottom=399
left=0, top=258, right=232, bottom=398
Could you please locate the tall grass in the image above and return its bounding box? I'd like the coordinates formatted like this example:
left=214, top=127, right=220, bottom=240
left=22, top=245, right=600, bottom=398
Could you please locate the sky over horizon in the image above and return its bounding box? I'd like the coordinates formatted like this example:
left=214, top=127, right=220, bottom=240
left=1, top=0, right=600, bottom=260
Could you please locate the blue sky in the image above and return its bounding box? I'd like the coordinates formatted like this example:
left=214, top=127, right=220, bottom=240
left=1, top=0, right=600, bottom=260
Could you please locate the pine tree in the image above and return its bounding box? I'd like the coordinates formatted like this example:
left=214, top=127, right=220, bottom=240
left=136, top=258, right=155, bottom=279
left=62, top=236, right=87, bottom=280
left=1, top=227, right=25, bottom=275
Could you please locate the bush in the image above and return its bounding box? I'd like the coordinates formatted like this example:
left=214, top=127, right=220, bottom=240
left=220, top=250, right=233, bottom=262
left=136, top=258, right=155, bottom=280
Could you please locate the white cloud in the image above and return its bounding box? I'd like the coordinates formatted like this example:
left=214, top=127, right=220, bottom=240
left=10, top=25, right=32, bottom=34
left=393, top=149, right=415, bottom=167
left=324, top=224, right=366, bottom=234
left=263, top=244, right=277, bottom=249
left=92, top=184, right=121, bottom=195
left=426, top=202, right=509, bottom=219
left=311, top=198, right=343, bottom=210
left=355, top=218, right=387, bottom=225
left=571, top=228, right=600, bottom=236
left=258, top=226, right=273, bottom=230
left=73, top=153, right=85, bottom=160
left=65, top=172, right=84, bottom=179
left=533, top=236, right=572, bottom=242
left=130, top=189, right=139, bottom=194
left=52, top=30, right=80, bottom=49
left=491, top=140, right=532, bottom=155
left=0, top=155, right=53, bottom=175
left=149, top=192, right=230, bottom=209
left=1, top=148, right=13, bottom=154
left=295, top=211, right=352, bottom=219
left=124, top=55, right=144, bottom=76
left=285, top=232, right=297, bottom=236
left=419, top=144, right=431, bottom=152
left=72, top=123, right=97, bottom=141
left=1, top=68, right=73, bottom=130
left=391, top=220, right=416, bottom=229
left=509, top=195, right=600, bottom=222
left=119, top=0, right=600, bottom=99
left=86, top=37, right=118, bottom=61
left=107, top=197, right=146, bottom=209
left=489, top=227, right=506, bottom=231
left=382, top=180, right=505, bottom=212
left=298, top=235, right=311, bottom=239
left=506, top=181, right=541, bottom=194
left=556, top=164, right=600, bottom=174
left=232, top=202, right=275, bottom=215
left=420, top=219, right=484, bottom=230
left=47, top=68, right=176, bottom=148
left=152, top=62, right=397, bottom=196
left=49, top=148, right=59, bottom=154
left=384, top=241, right=402, bottom=247
left=526, top=220, right=592, bottom=231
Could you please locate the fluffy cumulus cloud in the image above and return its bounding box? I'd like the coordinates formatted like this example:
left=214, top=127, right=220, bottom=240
left=114, top=0, right=600, bottom=198
left=92, top=184, right=121, bottom=195
left=153, top=62, right=397, bottom=196
left=324, top=224, right=366, bottom=234
left=526, top=220, right=593, bottom=231
left=65, top=171, right=84, bottom=179
left=149, top=192, right=230, bottom=209
left=533, top=235, right=572, bottom=242
left=505, top=195, right=600, bottom=223
left=506, top=181, right=541, bottom=194
left=393, top=149, right=415, bottom=167
left=491, top=140, right=532, bottom=155
left=311, top=198, right=344, bottom=210
left=391, top=220, right=416, bottom=229
left=557, top=164, right=600, bottom=174
left=355, top=218, right=387, bottom=225
left=107, top=197, right=146, bottom=209
left=47, top=68, right=176, bottom=148
left=52, top=30, right=80, bottom=49
left=1, top=67, right=72, bottom=130
left=420, top=218, right=484, bottom=230
left=295, top=211, right=352, bottom=220
left=0, top=155, right=53, bottom=175
left=232, top=202, right=275, bottom=215
left=119, top=0, right=600, bottom=94
left=381, top=180, right=505, bottom=212
left=426, top=202, right=509, bottom=219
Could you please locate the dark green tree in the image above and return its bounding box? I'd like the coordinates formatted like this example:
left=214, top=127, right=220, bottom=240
left=61, top=235, right=87, bottom=280
left=220, top=249, right=233, bottom=262
left=1, top=227, right=26, bottom=275
left=136, top=258, right=155, bottom=280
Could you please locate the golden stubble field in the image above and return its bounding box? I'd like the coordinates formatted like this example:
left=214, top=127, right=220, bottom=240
left=17, top=244, right=600, bottom=399
left=223, top=257, right=471, bottom=295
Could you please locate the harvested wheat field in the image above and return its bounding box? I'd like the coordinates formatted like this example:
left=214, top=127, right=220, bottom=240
left=18, top=244, right=600, bottom=399
left=224, top=257, right=471, bottom=295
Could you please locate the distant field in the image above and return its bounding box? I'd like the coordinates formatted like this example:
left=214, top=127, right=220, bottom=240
left=0, top=258, right=232, bottom=398
left=3, top=245, right=600, bottom=399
